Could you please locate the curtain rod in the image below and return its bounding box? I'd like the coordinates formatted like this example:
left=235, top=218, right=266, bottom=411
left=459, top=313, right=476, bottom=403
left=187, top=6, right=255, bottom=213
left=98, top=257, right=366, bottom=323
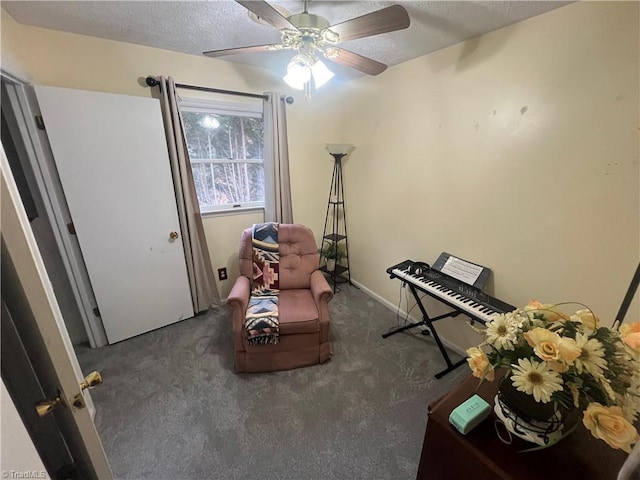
left=145, top=76, right=268, bottom=100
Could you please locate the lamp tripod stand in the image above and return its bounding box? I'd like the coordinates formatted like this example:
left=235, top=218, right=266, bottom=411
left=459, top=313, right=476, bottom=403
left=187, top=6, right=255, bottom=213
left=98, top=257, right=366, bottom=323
left=320, top=144, right=354, bottom=292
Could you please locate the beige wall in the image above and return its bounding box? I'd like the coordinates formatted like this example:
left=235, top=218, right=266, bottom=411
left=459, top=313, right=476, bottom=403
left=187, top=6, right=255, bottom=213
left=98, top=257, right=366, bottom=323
left=340, top=1, right=639, bottom=349
left=2, top=2, right=638, bottom=354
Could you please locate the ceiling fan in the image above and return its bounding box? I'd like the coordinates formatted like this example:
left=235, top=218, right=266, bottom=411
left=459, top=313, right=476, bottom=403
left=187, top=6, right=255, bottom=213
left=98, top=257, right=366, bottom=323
left=203, top=1, right=410, bottom=96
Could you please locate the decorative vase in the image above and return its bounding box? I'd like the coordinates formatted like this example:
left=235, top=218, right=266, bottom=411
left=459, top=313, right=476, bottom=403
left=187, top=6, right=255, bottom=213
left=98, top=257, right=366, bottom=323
left=494, top=378, right=567, bottom=448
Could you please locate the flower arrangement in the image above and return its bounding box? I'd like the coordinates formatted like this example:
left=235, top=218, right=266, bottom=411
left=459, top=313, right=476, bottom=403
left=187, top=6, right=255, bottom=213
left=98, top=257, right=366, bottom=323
left=466, top=301, right=640, bottom=452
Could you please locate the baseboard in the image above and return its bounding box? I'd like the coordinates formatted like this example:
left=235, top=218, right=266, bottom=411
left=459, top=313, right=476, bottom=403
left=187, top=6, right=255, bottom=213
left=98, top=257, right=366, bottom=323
left=350, top=278, right=467, bottom=358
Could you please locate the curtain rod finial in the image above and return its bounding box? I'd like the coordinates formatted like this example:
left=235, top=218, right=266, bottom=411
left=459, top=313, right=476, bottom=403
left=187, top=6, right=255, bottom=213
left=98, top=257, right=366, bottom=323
left=145, top=76, right=159, bottom=87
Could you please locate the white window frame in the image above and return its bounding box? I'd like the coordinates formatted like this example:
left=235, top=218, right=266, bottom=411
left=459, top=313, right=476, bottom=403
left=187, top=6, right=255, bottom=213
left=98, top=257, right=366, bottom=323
left=179, top=97, right=265, bottom=215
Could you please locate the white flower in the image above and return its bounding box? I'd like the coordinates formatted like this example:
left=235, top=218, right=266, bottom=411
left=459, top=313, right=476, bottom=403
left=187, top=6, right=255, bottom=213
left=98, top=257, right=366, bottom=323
left=485, top=312, right=523, bottom=351
left=622, top=390, right=640, bottom=423
left=574, top=333, right=608, bottom=375
left=596, top=372, right=617, bottom=402
left=511, top=357, right=563, bottom=403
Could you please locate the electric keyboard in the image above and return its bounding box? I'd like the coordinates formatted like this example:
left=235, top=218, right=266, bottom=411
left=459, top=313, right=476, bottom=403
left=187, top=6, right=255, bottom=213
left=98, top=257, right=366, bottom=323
left=387, top=259, right=516, bottom=325
left=384, top=257, right=515, bottom=378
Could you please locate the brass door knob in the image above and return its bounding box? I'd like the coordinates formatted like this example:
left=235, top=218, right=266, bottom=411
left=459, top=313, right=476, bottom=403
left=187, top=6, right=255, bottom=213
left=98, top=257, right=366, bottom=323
left=80, top=371, right=103, bottom=391
left=169, top=231, right=179, bottom=240
left=35, top=392, right=63, bottom=418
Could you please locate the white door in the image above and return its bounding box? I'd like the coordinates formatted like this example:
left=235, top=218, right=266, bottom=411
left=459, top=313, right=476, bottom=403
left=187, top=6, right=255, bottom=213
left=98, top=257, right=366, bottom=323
left=1, top=149, right=112, bottom=478
left=34, top=86, right=194, bottom=343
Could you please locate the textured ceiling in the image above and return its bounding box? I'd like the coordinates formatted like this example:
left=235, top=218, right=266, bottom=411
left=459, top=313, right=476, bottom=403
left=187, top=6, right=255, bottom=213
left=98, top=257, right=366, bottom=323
left=2, top=1, right=571, bottom=82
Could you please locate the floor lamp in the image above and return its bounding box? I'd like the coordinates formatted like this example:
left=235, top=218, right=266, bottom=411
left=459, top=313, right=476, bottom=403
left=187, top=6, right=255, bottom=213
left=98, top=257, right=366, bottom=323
left=320, top=143, right=354, bottom=292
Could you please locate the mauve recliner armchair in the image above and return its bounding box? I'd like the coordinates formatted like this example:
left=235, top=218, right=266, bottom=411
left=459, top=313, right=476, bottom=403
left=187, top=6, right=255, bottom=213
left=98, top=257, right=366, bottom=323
left=226, top=223, right=333, bottom=373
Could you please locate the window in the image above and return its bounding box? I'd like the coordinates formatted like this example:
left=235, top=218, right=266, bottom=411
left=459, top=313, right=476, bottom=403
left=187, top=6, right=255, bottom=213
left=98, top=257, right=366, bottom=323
left=180, top=99, right=264, bottom=214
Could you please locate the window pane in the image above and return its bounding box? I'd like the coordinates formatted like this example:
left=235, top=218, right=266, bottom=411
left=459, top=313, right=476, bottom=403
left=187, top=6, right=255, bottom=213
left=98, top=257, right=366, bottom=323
left=181, top=108, right=264, bottom=211
left=191, top=162, right=264, bottom=207
left=182, top=112, right=263, bottom=161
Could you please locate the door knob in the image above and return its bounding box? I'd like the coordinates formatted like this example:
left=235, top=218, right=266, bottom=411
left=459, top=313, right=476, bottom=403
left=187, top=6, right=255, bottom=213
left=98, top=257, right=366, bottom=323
left=35, top=392, right=64, bottom=418
left=169, top=231, right=179, bottom=240
left=72, top=371, right=104, bottom=410
left=80, top=371, right=103, bottom=391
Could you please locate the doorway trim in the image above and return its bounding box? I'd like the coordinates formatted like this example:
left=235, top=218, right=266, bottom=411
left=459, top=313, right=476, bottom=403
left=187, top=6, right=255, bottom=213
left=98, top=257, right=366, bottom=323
left=1, top=66, right=107, bottom=347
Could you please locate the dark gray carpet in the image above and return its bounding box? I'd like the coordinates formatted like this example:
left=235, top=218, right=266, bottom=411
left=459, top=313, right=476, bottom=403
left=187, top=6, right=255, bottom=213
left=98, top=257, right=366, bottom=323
left=76, top=284, right=469, bottom=480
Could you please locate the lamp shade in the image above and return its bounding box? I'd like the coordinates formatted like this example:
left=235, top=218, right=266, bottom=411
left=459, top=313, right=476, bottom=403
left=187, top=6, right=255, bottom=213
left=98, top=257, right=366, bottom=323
left=283, top=72, right=306, bottom=90
left=311, top=60, right=334, bottom=88
left=325, top=143, right=355, bottom=156
left=284, top=54, right=312, bottom=90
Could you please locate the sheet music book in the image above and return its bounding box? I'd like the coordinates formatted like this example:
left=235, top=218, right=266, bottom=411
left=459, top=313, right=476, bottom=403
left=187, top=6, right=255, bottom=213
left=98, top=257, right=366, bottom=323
left=432, top=252, right=491, bottom=290
left=441, top=256, right=484, bottom=285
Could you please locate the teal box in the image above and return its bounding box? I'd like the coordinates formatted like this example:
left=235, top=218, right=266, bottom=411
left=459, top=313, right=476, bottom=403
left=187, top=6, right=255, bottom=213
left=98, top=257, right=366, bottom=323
left=448, top=394, right=491, bottom=435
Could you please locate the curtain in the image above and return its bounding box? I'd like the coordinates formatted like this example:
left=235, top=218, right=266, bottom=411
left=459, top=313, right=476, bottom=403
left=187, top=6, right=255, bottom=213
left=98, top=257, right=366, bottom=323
left=157, top=76, right=220, bottom=311
left=263, top=92, right=294, bottom=224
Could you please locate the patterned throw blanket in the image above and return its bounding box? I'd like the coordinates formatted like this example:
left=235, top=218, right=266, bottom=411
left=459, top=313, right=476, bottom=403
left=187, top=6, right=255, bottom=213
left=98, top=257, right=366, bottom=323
left=245, top=223, right=280, bottom=346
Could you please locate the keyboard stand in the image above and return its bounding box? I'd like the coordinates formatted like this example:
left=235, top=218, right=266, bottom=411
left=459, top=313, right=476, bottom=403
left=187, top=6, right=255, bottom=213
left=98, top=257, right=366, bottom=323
left=382, top=283, right=466, bottom=379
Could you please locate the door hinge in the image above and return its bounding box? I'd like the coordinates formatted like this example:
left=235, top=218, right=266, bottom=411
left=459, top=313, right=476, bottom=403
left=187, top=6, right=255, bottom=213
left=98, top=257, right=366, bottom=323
left=35, top=115, right=46, bottom=130
left=67, top=222, right=76, bottom=235
left=93, top=306, right=100, bottom=317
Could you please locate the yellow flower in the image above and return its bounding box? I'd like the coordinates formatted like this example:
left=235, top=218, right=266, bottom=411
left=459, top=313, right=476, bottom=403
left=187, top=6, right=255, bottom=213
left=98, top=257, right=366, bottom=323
left=570, top=309, right=599, bottom=332
left=582, top=403, right=639, bottom=452
left=524, top=327, right=581, bottom=370
left=620, top=322, right=640, bottom=351
left=466, top=347, right=495, bottom=381
left=524, top=301, right=569, bottom=323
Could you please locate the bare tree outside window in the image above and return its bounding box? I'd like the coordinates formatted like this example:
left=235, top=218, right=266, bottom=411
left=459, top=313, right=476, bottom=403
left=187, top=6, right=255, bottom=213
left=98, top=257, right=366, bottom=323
left=181, top=108, right=264, bottom=212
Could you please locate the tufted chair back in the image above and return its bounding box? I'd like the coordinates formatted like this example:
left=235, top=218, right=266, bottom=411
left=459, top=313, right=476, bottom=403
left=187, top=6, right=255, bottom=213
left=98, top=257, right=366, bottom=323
left=238, top=223, right=321, bottom=290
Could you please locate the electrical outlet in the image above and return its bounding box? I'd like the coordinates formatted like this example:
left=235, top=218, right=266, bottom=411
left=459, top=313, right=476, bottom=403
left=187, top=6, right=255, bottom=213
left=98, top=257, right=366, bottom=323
left=218, top=267, right=228, bottom=281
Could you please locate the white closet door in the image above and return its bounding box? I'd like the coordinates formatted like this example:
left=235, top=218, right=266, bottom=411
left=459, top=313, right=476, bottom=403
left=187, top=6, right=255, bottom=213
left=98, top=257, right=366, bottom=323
left=35, top=86, right=194, bottom=344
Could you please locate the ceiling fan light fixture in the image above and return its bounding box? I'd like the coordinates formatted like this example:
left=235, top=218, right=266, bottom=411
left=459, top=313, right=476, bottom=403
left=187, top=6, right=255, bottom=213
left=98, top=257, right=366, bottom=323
left=321, top=29, right=339, bottom=44
left=284, top=54, right=311, bottom=90
left=205, top=3, right=410, bottom=94
left=323, top=47, right=339, bottom=59
left=311, top=60, right=334, bottom=88
left=283, top=72, right=306, bottom=90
